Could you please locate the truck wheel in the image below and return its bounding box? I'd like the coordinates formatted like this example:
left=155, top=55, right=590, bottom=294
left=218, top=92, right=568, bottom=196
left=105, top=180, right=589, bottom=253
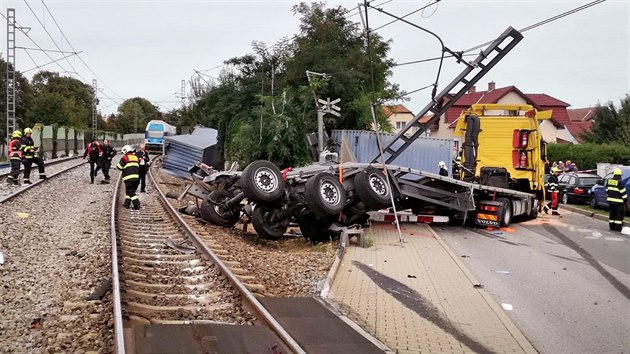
left=497, top=197, right=512, bottom=227
left=241, top=160, right=285, bottom=203
left=305, top=173, right=346, bottom=217
left=200, top=190, right=241, bottom=227
left=251, top=206, right=287, bottom=239
left=298, top=215, right=333, bottom=244
left=528, top=199, right=539, bottom=220
left=354, top=167, right=391, bottom=210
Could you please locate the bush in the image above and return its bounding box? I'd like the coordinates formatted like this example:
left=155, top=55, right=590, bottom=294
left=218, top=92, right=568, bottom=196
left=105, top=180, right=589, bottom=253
left=547, top=143, right=630, bottom=170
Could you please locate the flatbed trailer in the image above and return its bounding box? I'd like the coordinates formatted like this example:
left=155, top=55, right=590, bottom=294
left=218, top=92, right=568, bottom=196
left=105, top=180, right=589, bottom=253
left=182, top=26, right=535, bottom=240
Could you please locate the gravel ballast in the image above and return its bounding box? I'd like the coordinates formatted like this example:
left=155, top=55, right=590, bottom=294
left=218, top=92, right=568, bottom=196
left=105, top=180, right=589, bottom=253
left=0, top=166, right=116, bottom=353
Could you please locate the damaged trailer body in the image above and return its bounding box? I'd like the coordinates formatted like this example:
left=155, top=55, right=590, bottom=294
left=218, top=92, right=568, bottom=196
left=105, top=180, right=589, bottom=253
left=182, top=26, right=540, bottom=241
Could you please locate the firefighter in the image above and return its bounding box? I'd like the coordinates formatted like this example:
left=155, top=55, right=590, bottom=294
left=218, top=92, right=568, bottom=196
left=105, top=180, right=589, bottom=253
left=452, top=156, right=463, bottom=180
left=97, top=139, right=117, bottom=184
left=545, top=167, right=561, bottom=215
left=606, top=168, right=627, bottom=231
left=21, top=127, right=47, bottom=184
left=83, top=139, right=102, bottom=184
left=117, top=145, right=141, bottom=209
left=7, top=130, right=23, bottom=185
left=438, top=161, right=448, bottom=177
left=136, top=143, right=150, bottom=192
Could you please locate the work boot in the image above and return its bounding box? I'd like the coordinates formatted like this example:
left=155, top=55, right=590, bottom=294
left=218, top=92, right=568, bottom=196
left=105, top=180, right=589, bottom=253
left=552, top=211, right=560, bottom=216
left=101, top=180, right=110, bottom=184
left=23, top=180, right=31, bottom=185
left=132, top=205, right=141, bottom=210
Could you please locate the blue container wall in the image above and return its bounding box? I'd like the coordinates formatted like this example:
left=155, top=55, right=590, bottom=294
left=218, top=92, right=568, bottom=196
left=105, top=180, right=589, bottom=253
left=331, top=130, right=454, bottom=174
left=163, top=141, right=204, bottom=179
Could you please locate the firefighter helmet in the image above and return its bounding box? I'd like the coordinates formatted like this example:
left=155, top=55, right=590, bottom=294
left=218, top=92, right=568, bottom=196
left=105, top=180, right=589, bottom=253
left=613, top=168, right=622, bottom=176
left=438, top=161, right=446, bottom=168
left=24, top=127, right=32, bottom=134
left=12, top=130, right=22, bottom=138
left=121, top=145, right=133, bottom=154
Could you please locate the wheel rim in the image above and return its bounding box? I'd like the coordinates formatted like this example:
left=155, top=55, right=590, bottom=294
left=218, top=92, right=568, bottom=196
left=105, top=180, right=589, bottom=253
left=254, top=167, right=277, bottom=193
left=320, top=181, right=340, bottom=206
left=369, top=174, right=388, bottom=197
left=562, top=194, right=568, bottom=204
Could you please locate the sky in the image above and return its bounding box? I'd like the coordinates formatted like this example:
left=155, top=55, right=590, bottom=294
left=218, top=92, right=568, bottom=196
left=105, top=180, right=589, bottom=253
left=2, top=0, right=628, bottom=117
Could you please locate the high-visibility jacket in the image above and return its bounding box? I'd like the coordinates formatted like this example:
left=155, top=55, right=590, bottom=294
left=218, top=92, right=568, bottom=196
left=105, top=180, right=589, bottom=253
left=116, top=153, right=139, bottom=182
left=547, top=174, right=559, bottom=192
left=20, top=136, right=36, bottom=158
left=606, top=178, right=627, bottom=204
left=8, top=138, right=22, bottom=160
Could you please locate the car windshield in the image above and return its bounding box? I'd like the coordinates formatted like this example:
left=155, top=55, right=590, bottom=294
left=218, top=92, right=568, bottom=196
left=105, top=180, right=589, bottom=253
left=578, top=177, right=601, bottom=186
left=148, top=131, right=164, bottom=138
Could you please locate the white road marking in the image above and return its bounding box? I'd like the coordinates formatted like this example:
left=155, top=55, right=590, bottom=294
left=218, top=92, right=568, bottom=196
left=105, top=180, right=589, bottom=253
left=604, top=237, right=625, bottom=242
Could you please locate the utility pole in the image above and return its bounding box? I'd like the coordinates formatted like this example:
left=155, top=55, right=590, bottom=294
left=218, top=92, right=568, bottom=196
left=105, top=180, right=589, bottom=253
left=6, top=9, right=17, bottom=150
left=180, top=79, right=186, bottom=105
left=92, top=79, right=98, bottom=138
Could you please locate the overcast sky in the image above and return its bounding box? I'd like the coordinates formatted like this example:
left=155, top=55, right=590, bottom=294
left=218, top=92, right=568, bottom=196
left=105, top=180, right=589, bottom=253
left=2, top=0, right=628, bottom=116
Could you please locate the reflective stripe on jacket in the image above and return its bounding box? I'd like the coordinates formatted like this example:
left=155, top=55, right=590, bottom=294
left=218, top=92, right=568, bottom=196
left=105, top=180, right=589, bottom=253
left=8, top=138, right=22, bottom=160
left=116, top=153, right=140, bottom=181
left=606, top=178, right=628, bottom=204
left=547, top=174, right=559, bottom=192
left=20, top=136, right=35, bottom=158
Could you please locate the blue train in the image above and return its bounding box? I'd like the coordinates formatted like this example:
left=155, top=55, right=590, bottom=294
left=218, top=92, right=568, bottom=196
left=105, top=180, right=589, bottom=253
left=145, top=120, right=176, bottom=151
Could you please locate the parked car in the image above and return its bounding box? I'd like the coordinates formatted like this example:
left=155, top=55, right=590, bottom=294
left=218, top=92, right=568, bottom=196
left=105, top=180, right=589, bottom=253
left=557, top=172, right=602, bottom=204
left=589, top=170, right=630, bottom=215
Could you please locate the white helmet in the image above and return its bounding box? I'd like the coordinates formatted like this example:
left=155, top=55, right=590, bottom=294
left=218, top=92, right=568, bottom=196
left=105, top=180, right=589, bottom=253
left=121, top=145, right=133, bottom=154
left=438, top=161, right=446, bottom=168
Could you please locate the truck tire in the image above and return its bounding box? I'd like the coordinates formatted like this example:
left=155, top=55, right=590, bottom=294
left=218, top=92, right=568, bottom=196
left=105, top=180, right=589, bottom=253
left=241, top=160, right=285, bottom=203
left=299, top=214, right=333, bottom=244
left=200, top=190, right=240, bottom=227
left=251, top=206, right=287, bottom=239
left=497, top=197, right=512, bottom=227
left=305, top=173, right=346, bottom=217
left=528, top=199, right=539, bottom=220
left=354, top=167, right=391, bottom=210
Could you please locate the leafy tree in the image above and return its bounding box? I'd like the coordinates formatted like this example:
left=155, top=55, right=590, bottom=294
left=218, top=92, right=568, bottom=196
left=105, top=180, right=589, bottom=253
left=114, top=99, right=146, bottom=134
left=0, top=56, right=33, bottom=142
left=582, top=95, right=630, bottom=145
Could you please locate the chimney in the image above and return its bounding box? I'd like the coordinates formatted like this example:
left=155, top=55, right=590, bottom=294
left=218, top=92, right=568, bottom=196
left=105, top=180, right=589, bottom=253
left=488, top=81, right=496, bottom=91
left=467, top=85, right=476, bottom=94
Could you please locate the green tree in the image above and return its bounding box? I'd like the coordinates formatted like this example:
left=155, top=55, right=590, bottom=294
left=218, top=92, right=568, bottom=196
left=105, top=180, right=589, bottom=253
left=582, top=95, right=630, bottom=145
left=115, top=99, right=146, bottom=134
left=0, top=56, right=33, bottom=142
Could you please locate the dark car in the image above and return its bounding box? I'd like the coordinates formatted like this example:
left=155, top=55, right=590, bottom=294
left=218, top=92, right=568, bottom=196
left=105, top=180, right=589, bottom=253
left=557, top=172, right=602, bottom=204
left=589, top=170, right=630, bottom=215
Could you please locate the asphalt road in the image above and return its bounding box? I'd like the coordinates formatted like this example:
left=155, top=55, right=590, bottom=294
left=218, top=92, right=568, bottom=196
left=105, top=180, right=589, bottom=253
left=433, top=209, right=630, bottom=354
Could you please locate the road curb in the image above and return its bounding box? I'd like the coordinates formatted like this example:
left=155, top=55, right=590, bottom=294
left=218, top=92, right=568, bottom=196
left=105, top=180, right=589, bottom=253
left=425, top=224, right=539, bottom=354
left=560, top=204, right=630, bottom=227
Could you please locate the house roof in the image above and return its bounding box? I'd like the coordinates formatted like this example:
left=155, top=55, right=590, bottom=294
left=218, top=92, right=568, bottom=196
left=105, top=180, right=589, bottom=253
left=565, top=121, right=592, bottom=143
left=444, top=85, right=568, bottom=127
left=567, top=107, right=597, bottom=122
left=383, top=104, right=413, bottom=116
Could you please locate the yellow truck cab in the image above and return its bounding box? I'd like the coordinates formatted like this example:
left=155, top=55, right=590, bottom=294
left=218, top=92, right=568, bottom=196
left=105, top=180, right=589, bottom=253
left=453, top=104, right=552, bottom=223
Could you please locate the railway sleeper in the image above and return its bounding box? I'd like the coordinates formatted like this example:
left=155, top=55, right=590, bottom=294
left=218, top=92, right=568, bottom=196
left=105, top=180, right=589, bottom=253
left=125, top=301, right=232, bottom=314
left=125, top=289, right=222, bottom=304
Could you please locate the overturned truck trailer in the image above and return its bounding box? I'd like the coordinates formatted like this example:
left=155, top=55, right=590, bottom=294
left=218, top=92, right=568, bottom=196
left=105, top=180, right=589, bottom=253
left=183, top=27, right=541, bottom=242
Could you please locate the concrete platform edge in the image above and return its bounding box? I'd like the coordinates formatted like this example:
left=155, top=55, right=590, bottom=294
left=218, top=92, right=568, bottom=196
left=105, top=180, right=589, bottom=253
left=320, top=245, right=345, bottom=298
left=425, top=224, right=539, bottom=354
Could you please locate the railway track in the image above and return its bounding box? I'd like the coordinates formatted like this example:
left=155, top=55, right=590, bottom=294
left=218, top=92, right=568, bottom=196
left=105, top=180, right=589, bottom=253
left=0, top=157, right=85, bottom=203
left=110, top=166, right=304, bottom=353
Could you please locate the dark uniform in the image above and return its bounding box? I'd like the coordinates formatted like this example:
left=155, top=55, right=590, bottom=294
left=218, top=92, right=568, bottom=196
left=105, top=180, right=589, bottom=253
left=136, top=149, right=150, bottom=192
left=606, top=171, right=627, bottom=231
left=8, top=132, right=22, bottom=185
left=546, top=168, right=561, bottom=215
left=98, top=143, right=117, bottom=182
left=117, top=152, right=141, bottom=209
left=20, top=132, right=46, bottom=183
left=83, top=141, right=102, bottom=184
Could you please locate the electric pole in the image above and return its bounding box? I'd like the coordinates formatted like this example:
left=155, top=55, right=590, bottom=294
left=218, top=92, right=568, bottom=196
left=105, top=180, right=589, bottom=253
left=6, top=9, right=17, bottom=148
left=180, top=79, right=186, bottom=105
left=92, top=79, right=98, bottom=138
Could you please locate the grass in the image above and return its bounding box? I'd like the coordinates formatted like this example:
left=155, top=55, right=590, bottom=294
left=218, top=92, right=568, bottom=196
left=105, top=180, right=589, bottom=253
left=567, top=203, right=629, bottom=221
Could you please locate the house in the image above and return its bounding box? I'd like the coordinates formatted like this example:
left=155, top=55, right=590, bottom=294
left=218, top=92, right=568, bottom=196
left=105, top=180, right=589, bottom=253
left=381, top=104, right=432, bottom=137
left=566, top=107, right=597, bottom=143
left=430, top=81, right=580, bottom=144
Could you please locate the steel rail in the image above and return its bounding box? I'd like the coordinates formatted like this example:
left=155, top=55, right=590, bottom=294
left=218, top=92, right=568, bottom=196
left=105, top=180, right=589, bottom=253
left=0, top=155, right=80, bottom=178
left=147, top=165, right=306, bottom=354
left=110, top=174, right=126, bottom=354
left=0, top=159, right=86, bottom=204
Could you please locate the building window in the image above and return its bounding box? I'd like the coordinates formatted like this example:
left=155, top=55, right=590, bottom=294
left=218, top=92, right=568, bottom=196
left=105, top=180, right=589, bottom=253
left=396, top=121, right=405, bottom=130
